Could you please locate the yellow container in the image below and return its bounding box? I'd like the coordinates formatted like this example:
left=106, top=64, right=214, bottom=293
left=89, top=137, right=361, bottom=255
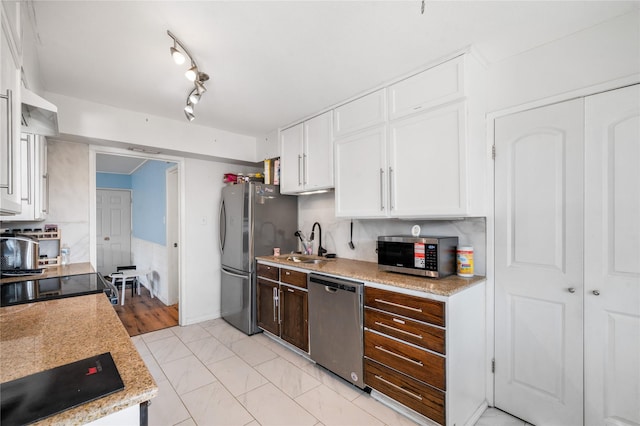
left=457, top=246, right=474, bottom=277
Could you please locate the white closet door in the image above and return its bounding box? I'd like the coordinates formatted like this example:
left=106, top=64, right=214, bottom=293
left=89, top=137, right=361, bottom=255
left=584, top=84, right=640, bottom=426
left=494, top=98, right=584, bottom=425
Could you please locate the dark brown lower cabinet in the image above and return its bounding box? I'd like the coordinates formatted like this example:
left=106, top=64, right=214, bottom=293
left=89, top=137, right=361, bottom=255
left=280, top=285, right=308, bottom=352
left=257, top=278, right=280, bottom=336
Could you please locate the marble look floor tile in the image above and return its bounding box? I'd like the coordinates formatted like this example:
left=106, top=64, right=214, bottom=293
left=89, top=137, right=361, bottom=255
left=186, top=336, right=235, bottom=365
left=148, top=378, right=191, bottom=426
left=161, top=354, right=217, bottom=395
left=174, top=419, right=197, bottom=426
left=181, top=381, right=255, bottom=426
left=141, top=327, right=175, bottom=343
left=204, top=321, right=250, bottom=346
left=131, top=335, right=150, bottom=356
left=171, top=324, right=212, bottom=344
left=146, top=335, right=193, bottom=365
left=207, top=355, right=270, bottom=397
left=474, top=408, right=526, bottom=426
left=255, top=357, right=321, bottom=398
left=239, top=383, right=318, bottom=426
left=352, top=393, right=420, bottom=426
left=267, top=339, right=315, bottom=369
left=230, top=336, right=279, bottom=366
left=295, top=385, right=384, bottom=426
left=298, top=362, right=364, bottom=401
left=140, top=351, right=168, bottom=383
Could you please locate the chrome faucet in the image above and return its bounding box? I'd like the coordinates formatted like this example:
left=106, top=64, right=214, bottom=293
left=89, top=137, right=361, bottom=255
left=310, top=222, right=327, bottom=257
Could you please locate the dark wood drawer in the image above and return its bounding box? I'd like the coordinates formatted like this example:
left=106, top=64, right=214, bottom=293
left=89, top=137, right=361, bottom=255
left=365, top=287, right=445, bottom=327
left=365, top=359, right=445, bottom=426
left=281, top=268, right=307, bottom=288
left=365, top=308, right=445, bottom=355
left=257, top=263, right=279, bottom=281
left=365, top=330, right=445, bottom=390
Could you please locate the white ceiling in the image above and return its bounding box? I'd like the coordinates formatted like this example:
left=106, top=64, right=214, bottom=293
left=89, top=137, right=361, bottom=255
left=96, top=154, right=148, bottom=174
left=29, top=1, right=638, bottom=138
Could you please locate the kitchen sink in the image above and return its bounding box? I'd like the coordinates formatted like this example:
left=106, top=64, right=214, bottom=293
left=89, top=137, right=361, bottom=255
left=285, top=256, right=325, bottom=264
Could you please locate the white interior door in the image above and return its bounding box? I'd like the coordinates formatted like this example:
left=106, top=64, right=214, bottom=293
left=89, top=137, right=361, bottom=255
left=584, top=84, right=640, bottom=426
left=166, top=167, right=179, bottom=305
left=494, top=98, right=585, bottom=425
left=96, top=189, right=132, bottom=275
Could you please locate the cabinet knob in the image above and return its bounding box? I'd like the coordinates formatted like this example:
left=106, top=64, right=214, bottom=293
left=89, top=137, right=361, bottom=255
left=593, top=290, right=600, bottom=296
left=568, top=287, right=576, bottom=293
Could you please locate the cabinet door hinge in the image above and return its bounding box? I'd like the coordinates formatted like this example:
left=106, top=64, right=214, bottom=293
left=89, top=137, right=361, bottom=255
left=491, top=145, right=496, bottom=160
left=491, top=358, right=495, bottom=373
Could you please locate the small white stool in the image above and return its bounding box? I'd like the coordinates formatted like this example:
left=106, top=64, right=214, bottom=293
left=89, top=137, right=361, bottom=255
left=111, top=269, right=153, bottom=305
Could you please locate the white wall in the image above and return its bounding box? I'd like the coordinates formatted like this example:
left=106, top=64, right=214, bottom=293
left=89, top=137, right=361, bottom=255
left=45, top=93, right=260, bottom=164
left=181, top=158, right=260, bottom=325
left=486, top=10, right=640, bottom=113
left=131, top=237, right=169, bottom=304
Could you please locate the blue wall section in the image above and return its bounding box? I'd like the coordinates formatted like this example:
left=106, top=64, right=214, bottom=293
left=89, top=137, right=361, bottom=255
left=96, top=173, right=132, bottom=189
left=131, top=161, right=175, bottom=246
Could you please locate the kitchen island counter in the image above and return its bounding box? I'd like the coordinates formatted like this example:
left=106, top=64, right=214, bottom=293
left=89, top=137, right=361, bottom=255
left=0, top=293, right=157, bottom=425
left=256, top=255, right=484, bottom=297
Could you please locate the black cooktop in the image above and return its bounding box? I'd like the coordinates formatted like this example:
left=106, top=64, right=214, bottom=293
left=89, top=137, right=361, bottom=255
left=0, top=273, right=116, bottom=307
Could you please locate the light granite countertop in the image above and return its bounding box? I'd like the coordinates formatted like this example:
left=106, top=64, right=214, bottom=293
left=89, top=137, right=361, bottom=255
left=256, top=255, right=484, bottom=297
left=0, top=262, right=96, bottom=284
left=0, top=293, right=157, bottom=424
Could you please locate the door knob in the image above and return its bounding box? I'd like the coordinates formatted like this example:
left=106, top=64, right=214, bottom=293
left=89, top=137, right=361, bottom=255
left=104, top=237, right=110, bottom=241
left=568, top=287, right=576, bottom=293
left=173, top=243, right=178, bottom=247
left=592, top=290, right=600, bottom=296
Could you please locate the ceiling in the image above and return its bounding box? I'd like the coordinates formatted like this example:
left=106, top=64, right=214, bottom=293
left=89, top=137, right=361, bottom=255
left=96, top=154, right=148, bottom=174
left=29, top=1, right=638, bottom=138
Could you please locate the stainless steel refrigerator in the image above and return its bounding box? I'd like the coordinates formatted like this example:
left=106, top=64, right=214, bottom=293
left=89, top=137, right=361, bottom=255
left=219, top=182, right=298, bottom=335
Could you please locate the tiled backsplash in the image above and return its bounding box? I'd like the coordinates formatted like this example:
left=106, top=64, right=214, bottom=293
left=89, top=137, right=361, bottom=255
left=298, top=192, right=487, bottom=275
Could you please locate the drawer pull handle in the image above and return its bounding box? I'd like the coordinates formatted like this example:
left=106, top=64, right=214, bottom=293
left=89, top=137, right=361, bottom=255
left=374, top=375, right=423, bottom=401
left=374, top=299, right=422, bottom=313
left=285, top=271, right=291, bottom=275
left=375, top=345, right=423, bottom=366
left=287, top=288, right=294, bottom=293
left=375, top=322, right=423, bottom=340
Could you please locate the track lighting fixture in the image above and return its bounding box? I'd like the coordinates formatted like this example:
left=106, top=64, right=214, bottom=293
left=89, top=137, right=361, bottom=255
left=167, top=30, right=210, bottom=121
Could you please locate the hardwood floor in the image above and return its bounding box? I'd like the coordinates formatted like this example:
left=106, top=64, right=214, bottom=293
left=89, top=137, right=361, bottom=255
left=113, top=286, right=178, bottom=337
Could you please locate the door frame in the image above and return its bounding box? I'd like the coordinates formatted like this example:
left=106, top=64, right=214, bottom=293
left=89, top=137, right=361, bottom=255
left=485, top=73, right=640, bottom=408
left=166, top=165, right=180, bottom=306
left=89, top=145, right=186, bottom=326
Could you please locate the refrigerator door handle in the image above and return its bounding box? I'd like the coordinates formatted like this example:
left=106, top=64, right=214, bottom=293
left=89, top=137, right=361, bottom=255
left=221, top=268, right=249, bottom=280
left=219, top=199, right=226, bottom=252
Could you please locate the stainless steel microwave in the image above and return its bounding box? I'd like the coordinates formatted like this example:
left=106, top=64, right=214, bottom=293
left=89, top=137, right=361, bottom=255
left=377, top=236, right=458, bottom=278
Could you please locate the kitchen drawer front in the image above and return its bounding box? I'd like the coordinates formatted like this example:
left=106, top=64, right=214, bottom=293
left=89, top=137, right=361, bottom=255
left=365, top=308, right=445, bottom=355
left=281, top=268, right=307, bottom=288
left=365, top=287, right=445, bottom=327
left=365, top=359, right=445, bottom=426
left=257, top=263, right=279, bottom=281
left=365, top=330, right=445, bottom=390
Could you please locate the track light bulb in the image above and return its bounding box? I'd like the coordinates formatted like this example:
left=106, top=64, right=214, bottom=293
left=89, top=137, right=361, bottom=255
left=170, top=46, right=185, bottom=65
left=185, top=65, right=198, bottom=82
left=195, top=80, right=207, bottom=94
left=184, top=110, right=195, bottom=121
left=189, top=92, right=201, bottom=105
left=184, top=103, right=194, bottom=114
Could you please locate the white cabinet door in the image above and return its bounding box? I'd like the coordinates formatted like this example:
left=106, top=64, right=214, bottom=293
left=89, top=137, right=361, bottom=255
left=303, top=111, right=333, bottom=191
left=334, top=89, right=386, bottom=138
left=584, top=84, right=640, bottom=426
left=389, top=102, right=466, bottom=217
left=388, top=56, right=464, bottom=120
left=279, top=123, right=303, bottom=194
left=495, top=98, right=585, bottom=425
left=5, top=133, right=45, bottom=221
left=335, top=125, right=387, bottom=218
left=0, top=18, right=21, bottom=215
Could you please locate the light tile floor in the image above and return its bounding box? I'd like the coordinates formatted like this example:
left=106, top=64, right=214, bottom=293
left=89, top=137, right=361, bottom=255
left=133, top=319, right=530, bottom=426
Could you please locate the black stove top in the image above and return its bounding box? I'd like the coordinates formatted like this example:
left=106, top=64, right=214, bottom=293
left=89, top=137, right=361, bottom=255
left=0, top=273, right=117, bottom=307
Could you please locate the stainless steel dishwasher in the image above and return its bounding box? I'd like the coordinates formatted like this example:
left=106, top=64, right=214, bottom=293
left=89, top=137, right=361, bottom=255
left=308, top=273, right=365, bottom=389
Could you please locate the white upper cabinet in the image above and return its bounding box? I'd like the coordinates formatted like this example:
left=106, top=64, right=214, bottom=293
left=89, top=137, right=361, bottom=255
left=334, top=52, right=486, bottom=218
left=5, top=134, right=48, bottom=221
left=389, top=102, right=467, bottom=217
left=280, top=110, right=333, bottom=194
left=333, top=89, right=386, bottom=138
left=388, top=56, right=464, bottom=120
left=335, top=125, right=387, bottom=218
left=1, top=3, right=22, bottom=215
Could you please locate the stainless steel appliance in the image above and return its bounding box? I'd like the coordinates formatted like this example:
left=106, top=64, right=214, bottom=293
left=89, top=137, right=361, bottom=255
left=377, top=235, right=458, bottom=278
left=0, top=273, right=118, bottom=307
left=1, top=235, right=40, bottom=275
left=308, top=273, right=365, bottom=389
left=219, top=183, right=298, bottom=335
